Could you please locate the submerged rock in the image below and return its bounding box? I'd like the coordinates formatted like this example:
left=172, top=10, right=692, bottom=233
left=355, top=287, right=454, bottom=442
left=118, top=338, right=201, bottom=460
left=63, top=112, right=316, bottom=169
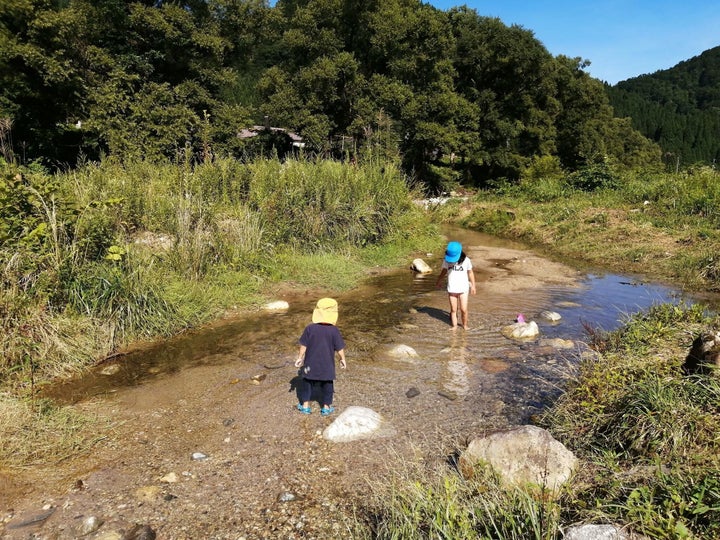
left=501, top=321, right=539, bottom=340
left=540, top=310, right=562, bottom=322
left=386, top=344, right=419, bottom=360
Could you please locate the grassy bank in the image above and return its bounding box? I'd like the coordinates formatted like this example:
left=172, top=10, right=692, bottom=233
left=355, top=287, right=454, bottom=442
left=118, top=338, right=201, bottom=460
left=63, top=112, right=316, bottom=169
left=358, top=163, right=720, bottom=539
left=432, top=163, right=720, bottom=292
left=0, top=156, right=440, bottom=466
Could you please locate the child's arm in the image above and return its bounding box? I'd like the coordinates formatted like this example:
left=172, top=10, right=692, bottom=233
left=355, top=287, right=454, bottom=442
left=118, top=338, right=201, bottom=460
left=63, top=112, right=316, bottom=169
left=295, top=345, right=307, bottom=367
left=337, top=349, right=347, bottom=369
left=435, top=268, right=448, bottom=288
left=468, top=268, right=476, bottom=295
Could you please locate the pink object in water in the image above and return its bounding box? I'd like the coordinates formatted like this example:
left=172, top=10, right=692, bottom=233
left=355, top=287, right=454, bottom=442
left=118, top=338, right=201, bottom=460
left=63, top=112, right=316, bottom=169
left=516, top=313, right=525, bottom=323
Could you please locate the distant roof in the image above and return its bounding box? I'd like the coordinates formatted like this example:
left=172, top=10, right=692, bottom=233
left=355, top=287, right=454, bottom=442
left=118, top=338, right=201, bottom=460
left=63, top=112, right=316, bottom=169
left=238, top=125, right=303, bottom=142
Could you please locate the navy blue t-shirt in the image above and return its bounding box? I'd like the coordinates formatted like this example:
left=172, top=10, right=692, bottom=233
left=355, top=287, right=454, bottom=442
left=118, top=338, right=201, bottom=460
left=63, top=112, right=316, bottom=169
left=299, top=323, right=345, bottom=381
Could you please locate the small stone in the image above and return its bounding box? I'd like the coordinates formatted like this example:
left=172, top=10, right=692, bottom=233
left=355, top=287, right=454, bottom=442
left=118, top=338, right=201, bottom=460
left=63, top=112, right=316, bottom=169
left=124, top=524, right=157, bottom=540
left=438, top=390, right=458, bottom=401
left=75, top=515, right=103, bottom=536
left=191, top=452, right=208, bottom=461
left=277, top=492, right=297, bottom=502
left=405, top=387, right=420, bottom=398
left=160, top=472, right=178, bottom=483
left=100, top=364, right=120, bottom=376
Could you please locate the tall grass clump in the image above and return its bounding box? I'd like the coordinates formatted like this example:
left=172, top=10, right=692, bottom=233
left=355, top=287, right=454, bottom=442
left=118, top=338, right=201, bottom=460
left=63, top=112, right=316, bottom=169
left=539, top=302, right=720, bottom=539
left=247, top=158, right=414, bottom=250
left=364, top=460, right=562, bottom=539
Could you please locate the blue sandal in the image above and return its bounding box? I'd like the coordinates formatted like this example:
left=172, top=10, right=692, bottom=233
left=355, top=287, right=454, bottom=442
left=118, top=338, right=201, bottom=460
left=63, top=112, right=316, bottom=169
left=297, top=404, right=311, bottom=414
left=320, top=406, right=335, bottom=417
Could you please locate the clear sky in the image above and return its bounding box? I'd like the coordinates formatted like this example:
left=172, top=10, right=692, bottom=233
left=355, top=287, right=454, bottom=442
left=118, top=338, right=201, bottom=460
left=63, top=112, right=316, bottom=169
left=427, top=1, right=720, bottom=84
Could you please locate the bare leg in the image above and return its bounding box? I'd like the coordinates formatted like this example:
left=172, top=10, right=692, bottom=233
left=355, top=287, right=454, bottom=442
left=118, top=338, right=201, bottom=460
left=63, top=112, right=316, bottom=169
left=448, top=293, right=459, bottom=328
left=458, top=291, right=470, bottom=329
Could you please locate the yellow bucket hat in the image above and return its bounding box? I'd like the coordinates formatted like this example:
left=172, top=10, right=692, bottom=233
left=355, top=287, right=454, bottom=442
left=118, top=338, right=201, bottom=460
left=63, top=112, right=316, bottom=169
left=312, top=297, right=339, bottom=325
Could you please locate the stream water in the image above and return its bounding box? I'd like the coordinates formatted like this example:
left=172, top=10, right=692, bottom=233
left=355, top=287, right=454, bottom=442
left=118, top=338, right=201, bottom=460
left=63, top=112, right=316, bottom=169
left=47, top=227, right=712, bottom=431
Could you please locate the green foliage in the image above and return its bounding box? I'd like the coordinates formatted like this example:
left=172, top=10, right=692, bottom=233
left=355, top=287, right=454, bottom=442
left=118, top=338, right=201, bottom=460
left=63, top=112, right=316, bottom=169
left=460, top=206, right=516, bottom=235
left=247, top=158, right=413, bottom=249
left=565, top=161, right=620, bottom=191
left=1, top=0, right=660, bottom=186
left=607, top=46, right=720, bottom=168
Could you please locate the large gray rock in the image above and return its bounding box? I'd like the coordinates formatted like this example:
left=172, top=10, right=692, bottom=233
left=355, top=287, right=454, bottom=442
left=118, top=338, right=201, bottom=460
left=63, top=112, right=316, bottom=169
left=323, top=406, right=395, bottom=443
left=459, top=425, right=577, bottom=492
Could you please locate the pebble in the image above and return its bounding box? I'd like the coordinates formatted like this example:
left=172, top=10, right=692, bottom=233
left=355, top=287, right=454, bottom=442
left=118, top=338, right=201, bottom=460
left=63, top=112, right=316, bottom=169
left=405, top=387, right=421, bottom=398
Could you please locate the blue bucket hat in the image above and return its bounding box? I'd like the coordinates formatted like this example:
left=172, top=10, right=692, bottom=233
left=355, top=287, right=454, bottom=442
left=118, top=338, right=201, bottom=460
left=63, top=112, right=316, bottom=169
left=444, top=241, right=462, bottom=263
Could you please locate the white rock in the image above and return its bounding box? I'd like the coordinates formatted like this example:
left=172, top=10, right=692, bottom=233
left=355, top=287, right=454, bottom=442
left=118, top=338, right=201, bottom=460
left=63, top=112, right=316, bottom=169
left=540, top=310, right=562, bottom=322
left=501, top=321, right=539, bottom=339
left=323, top=406, right=391, bottom=443
left=410, top=258, right=432, bottom=274
left=564, top=524, right=633, bottom=540
left=264, top=300, right=289, bottom=311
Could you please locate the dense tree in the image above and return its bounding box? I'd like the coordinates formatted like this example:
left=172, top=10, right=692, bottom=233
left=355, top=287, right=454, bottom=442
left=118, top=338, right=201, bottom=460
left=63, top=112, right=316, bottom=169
left=0, top=0, right=661, bottom=185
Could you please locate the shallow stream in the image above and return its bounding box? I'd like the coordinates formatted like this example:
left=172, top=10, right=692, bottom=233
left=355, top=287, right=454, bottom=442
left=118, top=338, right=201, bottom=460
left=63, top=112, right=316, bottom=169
left=47, top=227, right=711, bottom=429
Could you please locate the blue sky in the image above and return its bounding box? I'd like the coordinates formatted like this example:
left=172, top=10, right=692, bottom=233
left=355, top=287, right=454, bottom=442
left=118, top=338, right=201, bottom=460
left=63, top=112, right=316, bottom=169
left=428, top=0, right=720, bottom=84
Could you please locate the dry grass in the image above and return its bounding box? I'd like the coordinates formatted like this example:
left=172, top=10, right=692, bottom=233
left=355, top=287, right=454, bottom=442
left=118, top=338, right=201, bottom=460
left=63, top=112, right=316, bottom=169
left=0, top=393, right=112, bottom=469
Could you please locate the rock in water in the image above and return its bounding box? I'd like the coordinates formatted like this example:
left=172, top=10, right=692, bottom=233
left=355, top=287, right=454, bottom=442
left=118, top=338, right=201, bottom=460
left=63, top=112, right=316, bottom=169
left=410, top=258, right=432, bottom=274
left=501, top=321, right=539, bottom=339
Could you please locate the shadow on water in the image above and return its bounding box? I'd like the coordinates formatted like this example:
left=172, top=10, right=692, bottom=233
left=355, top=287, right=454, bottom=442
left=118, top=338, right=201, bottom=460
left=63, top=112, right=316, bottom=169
left=45, top=226, right=717, bottom=412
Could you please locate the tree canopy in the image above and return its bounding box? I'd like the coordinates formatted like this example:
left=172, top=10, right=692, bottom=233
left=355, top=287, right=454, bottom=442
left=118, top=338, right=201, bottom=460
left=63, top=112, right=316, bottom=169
left=0, top=0, right=661, bottom=186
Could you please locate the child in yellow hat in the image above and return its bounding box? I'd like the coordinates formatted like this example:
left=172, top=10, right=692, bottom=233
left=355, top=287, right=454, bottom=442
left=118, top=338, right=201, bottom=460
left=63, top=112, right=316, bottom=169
left=294, top=298, right=347, bottom=416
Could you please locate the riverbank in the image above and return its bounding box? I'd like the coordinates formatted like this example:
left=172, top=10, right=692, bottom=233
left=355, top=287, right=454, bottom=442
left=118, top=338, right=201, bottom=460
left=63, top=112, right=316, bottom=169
left=433, top=166, right=720, bottom=295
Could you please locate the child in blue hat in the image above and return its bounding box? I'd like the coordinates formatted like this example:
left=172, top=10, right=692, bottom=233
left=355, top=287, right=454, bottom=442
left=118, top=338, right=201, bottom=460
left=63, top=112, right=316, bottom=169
left=435, top=241, right=476, bottom=329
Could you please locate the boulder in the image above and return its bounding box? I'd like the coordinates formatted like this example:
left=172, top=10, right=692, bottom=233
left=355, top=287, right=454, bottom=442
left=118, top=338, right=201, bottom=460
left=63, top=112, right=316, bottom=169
left=501, top=321, right=539, bottom=340
left=459, top=425, right=577, bottom=492
left=410, top=258, right=433, bottom=274
left=323, top=406, right=394, bottom=442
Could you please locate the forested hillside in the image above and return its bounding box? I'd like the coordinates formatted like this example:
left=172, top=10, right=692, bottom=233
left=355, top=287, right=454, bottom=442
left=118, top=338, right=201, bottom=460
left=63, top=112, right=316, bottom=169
left=607, top=46, right=720, bottom=169
left=0, top=0, right=660, bottom=187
